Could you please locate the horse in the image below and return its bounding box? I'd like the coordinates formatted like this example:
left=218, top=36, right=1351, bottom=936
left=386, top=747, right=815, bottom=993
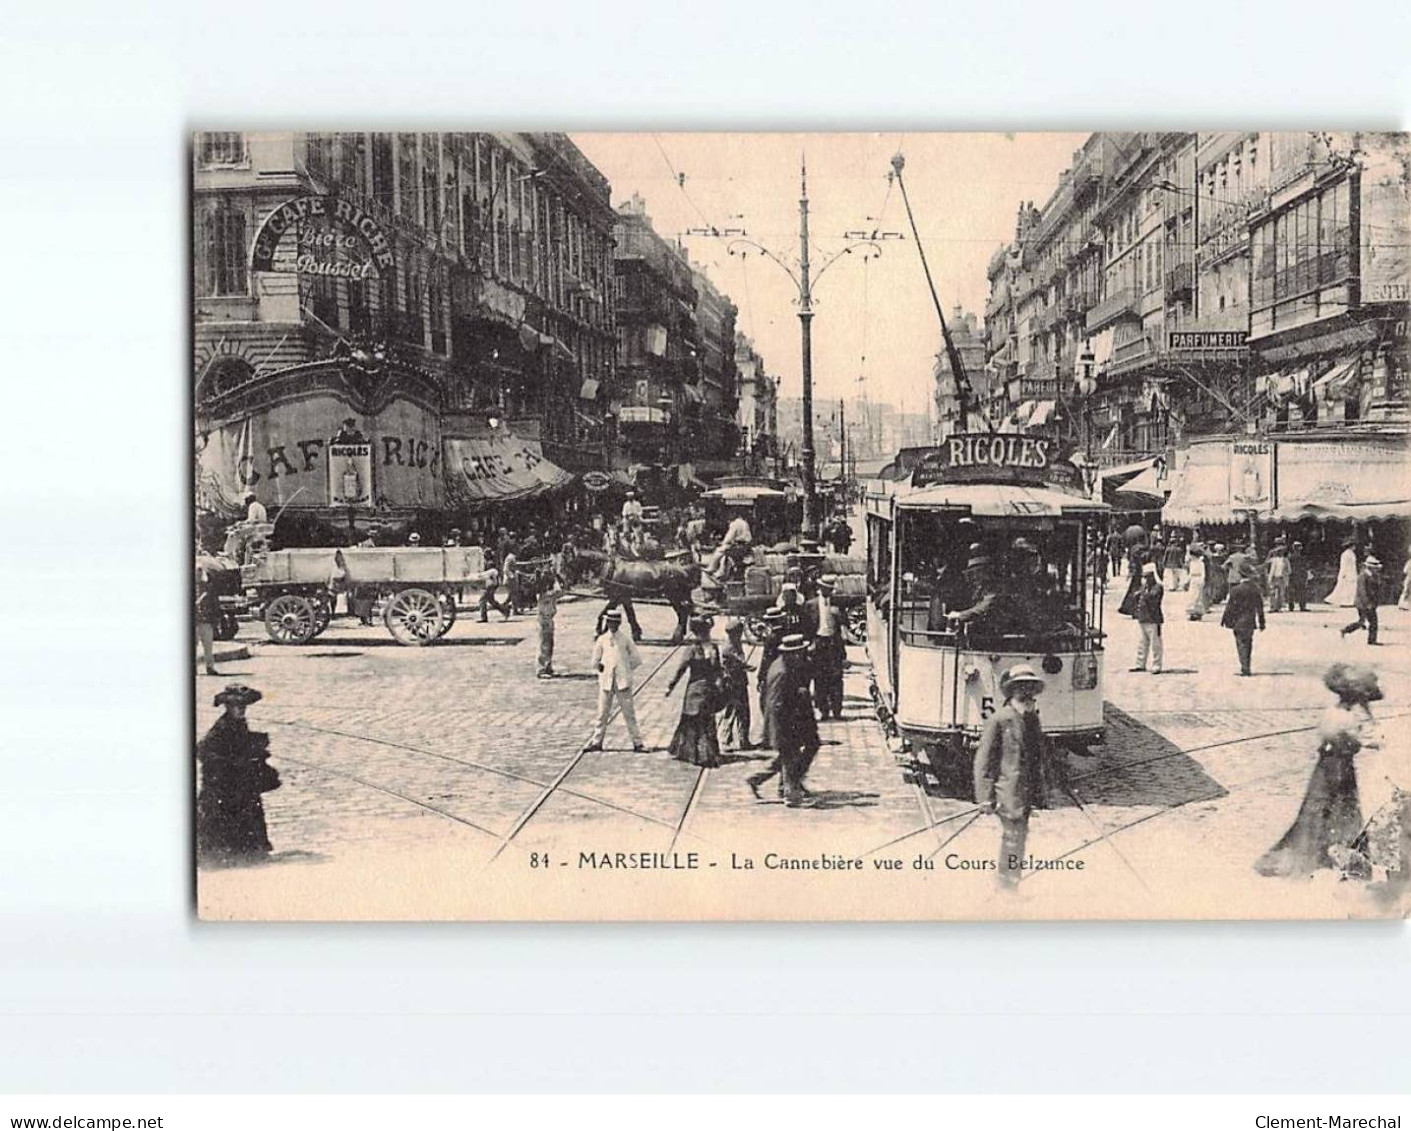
left=574, top=548, right=700, bottom=643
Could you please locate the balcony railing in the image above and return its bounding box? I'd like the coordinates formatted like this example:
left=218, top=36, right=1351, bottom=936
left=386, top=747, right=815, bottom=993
left=1165, top=260, right=1194, bottom=296
left=1108, top=332, right=1159, bottom=376
left=1085, top=289, right=1141, bottom=333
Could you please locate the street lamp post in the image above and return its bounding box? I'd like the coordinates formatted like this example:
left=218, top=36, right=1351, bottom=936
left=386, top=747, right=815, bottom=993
left=723, top=160, right=892, bottom=538
left=797, top=160, right=818, bottom=537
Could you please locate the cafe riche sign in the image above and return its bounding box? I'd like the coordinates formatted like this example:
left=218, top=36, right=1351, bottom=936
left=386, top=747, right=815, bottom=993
left=249, top=195, right=394, bottom=280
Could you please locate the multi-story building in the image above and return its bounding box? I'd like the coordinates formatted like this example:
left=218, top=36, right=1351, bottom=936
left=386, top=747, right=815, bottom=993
left=691, top=267, right=741, bottom=466
left=977, top=130, right=1408, bottom=576
left=932, top=305, right=988, bottom=433
left=734, top=334, right=779, bottom=472
left=612, top=194, right=703, bottom=466
left=193, top=130, right=616, bottom=533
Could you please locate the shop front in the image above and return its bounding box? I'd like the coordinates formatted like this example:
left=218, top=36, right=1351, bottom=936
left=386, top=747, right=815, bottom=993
left=195, top=359, right=446, bottom=545
left=1163, top=430, right=1410, bottom=596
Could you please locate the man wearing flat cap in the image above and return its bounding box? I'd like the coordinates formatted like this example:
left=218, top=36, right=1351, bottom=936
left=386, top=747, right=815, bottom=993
left=1131, top=561, right=1165, bottom=674
left=975, top=664, right=1052, bottom=888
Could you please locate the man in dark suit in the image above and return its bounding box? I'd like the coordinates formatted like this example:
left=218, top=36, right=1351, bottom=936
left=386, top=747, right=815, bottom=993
left=1340, top=556, right=1383, bottom=645
left=1221, top=562, right=1266, bottom=676
left=747, top=633, right=818, bottom=805
left=974, top=664, right=1051, bottom=888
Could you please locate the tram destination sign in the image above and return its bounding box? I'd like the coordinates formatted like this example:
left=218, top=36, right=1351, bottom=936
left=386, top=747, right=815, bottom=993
left=911, top=434, right=1083, bottom=490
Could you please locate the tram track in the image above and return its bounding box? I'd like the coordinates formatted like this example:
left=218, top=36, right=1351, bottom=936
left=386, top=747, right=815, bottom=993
left=859, top=708, right=1411, bottom=865
left=259, top=714, right=687, bottom=835
left=483, top=641, right=688, bottom=866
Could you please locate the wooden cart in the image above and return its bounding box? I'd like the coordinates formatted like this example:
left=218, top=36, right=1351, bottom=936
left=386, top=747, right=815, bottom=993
left=245, top=546, right=490, bottom=646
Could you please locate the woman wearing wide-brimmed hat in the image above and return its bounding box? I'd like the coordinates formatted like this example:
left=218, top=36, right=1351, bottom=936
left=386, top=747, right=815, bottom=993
left=663, top=615, right=724, bottom=768
left=1255, top=663, right=1381, bottom=879
left=196, top=684, right=279, bottom=865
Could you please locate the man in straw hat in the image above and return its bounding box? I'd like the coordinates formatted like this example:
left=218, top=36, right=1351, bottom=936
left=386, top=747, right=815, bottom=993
left=1221, top=560, right=1267, bottom=676
left=975, top=664, right=1052, bottom=888
left=583, top=608, right=646, bottom=752
left=1340, top=555, right=1384, bottom=645
left=749, top=633, right=820, bottom=807
left=1131, top=561, right=1165, bottom=674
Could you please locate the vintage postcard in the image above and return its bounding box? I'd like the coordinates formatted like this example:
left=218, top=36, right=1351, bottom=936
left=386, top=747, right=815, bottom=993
left=192, top=131, right=1410, bottom=919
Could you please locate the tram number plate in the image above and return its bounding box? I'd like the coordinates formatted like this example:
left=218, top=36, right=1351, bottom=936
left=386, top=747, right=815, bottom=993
left=980, top=696, right=995, bottom=719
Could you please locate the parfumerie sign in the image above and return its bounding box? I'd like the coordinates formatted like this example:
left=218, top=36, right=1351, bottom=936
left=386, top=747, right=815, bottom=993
left=250, top=195, right=395, bottom=279
left=1168, top=330, right=1248, bottom=350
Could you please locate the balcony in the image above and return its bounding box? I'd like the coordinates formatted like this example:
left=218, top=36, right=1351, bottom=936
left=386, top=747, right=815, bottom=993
left=1085, top=289, right=1141, bottom=333
left=1108, top=332, right=1159, bottom=376
left=1165, top=260, right=1194, bottom=297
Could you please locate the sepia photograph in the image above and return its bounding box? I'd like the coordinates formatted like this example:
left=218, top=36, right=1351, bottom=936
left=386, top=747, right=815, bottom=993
left=191, top=130, right=1411, bottom=920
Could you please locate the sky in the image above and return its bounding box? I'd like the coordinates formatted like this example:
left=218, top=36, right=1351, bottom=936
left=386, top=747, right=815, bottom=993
left=571, top=132, right=1089, bottom=414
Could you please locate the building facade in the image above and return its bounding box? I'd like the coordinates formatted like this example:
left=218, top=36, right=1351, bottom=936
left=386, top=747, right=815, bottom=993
left=691, top=267, right=741, bottom=466
left=976, top=129, right=1409, bottom=577
left=611, top=194, right=703, bottom=466
left=734, top=333, right=779, bottom=473
left=932, top=304, right=988, bottom=433
left=193, top=130, right=617, bottom=533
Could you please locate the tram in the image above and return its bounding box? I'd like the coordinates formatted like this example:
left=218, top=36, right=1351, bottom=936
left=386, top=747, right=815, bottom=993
left=864, top=434, right=1109, bottom=790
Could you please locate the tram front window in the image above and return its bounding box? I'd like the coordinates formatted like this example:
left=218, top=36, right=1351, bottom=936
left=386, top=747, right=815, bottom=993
left=897, top=514, right=1087, bottom=649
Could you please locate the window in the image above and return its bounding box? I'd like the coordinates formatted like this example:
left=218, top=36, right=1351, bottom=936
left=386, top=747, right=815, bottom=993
left=347, top=275, right=370, bottom=336
left=371, top=134, right=394, bottom=212
left=402, top=259, right=426, bottom=346
left=397, top=133, right=418, bottom=223
left=199, top=201, right=248, bottom=296
left=422, top=135, right=441, bottom=236
left=306, top=133, right=333, bottom=178
left=427, top=269, right=446, bottom=354
left=199, top=132, right=246, bottom=166
left=1252, top=178, right=1354, bottom=312
left=338, top=133, right=367, bottom=196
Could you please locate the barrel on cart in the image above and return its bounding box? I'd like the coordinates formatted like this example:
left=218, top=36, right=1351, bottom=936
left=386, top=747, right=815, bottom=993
left=245, top=546, right=491, bottom=646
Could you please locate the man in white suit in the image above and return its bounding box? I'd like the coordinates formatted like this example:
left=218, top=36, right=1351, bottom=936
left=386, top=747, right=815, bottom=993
left=583, top=608, right=647, bottom=752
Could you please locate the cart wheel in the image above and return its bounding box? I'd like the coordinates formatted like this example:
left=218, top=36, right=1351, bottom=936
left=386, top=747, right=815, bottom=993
left=743, top=615, right=769, bottom=647
left=435, top=592, right=458, bottom=638
left=384, top=587, right=444, bottom=645
left=264, top=594, right=318, bottom=645
left=215, top=613, right=239, bottom=642
left=845, top=604, right=867, bottom=643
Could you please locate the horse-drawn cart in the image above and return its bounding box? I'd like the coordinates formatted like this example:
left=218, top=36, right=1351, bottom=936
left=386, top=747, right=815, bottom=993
left=245, top=546, right=490, bottom=646
left=707, top=549, right=869, bottom=644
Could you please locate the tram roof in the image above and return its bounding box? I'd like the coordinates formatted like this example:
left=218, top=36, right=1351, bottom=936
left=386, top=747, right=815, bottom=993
left=893, top=481, right=1109, bottom=516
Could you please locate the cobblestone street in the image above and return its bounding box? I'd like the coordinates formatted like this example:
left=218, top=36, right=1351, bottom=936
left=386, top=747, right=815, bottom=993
left=196, top=582, right=1410, bottom=920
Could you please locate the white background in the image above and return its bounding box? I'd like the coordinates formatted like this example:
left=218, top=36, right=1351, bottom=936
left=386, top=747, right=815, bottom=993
left=0, top=0, right=1407, bottom=1094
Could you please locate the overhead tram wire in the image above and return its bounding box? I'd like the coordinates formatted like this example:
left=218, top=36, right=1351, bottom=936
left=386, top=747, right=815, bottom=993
left=651, top=133, right=718, bottom=233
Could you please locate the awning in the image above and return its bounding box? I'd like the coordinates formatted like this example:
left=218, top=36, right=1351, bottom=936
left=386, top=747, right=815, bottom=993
left=444, top=434, right=575, bottom=505
left=702, top=485, right=787, bottom=502
left=1027, top=400, right=1056, bottom=427
left=1111, top=462, right=1168, bottom=509
left=1272, top=434, right=1410, bottom=521
left=1312, top=358, right=1361, bottom=400
left=1162, top=444, right=1233, bottom=525
left=896, top=481, right=1107, bottom=516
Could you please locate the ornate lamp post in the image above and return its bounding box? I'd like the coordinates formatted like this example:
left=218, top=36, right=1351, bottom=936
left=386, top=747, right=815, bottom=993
left=1073, top=345, right=1099, bottom=496
left=724, top=161, right=893, bottom=537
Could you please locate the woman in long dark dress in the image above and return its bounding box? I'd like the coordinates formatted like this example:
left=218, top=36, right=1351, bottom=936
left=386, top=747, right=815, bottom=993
left=664, top=615, right=723, bottom=768
left=197, top=684, right=279, bottom=865
left=1255, top=663, right=1379, bottom=879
